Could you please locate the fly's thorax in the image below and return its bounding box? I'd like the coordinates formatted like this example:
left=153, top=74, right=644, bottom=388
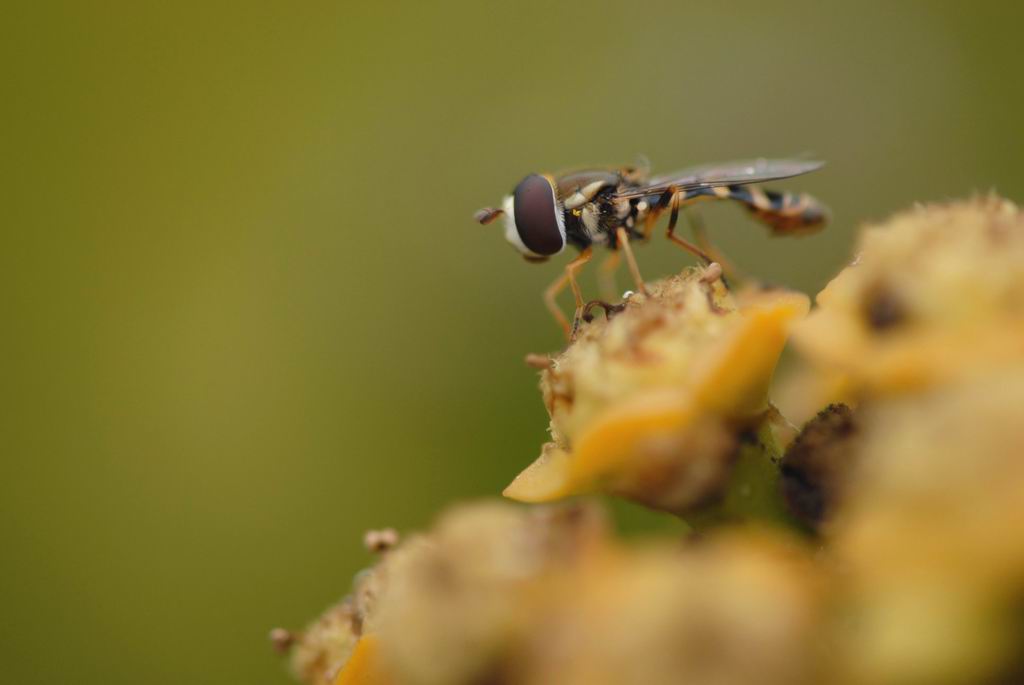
left=580, top=203, right=603, bottom=238
left=572, top=197, right=647, bottom=248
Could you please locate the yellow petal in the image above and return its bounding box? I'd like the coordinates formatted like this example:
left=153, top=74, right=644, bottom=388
left=504, top=291, right=809, bottom=504
left=567, top=390, right=695, bottom=488
left=502, top=442, right=574, bottom=502
left=504, top=390, right=696, bottom=502
left=693, top=290, right=810, bottom=416
left=334, top=634, right=390, bottom=685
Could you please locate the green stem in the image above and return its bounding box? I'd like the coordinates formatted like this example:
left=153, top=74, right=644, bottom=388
left=686, top=420, right=797, bottom=533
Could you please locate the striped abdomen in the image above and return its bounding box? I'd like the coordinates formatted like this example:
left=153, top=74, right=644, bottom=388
left=685, top=185, right=829, bottom=236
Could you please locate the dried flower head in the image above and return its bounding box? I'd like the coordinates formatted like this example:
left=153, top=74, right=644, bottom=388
left=828, top=370, right=1024, bottom=685
left=792, top=196, right=1024, bottom=398
left=370, top=501, right=607, bottom=685
left=289, top=500, right=825, bottom=685
left=287, top=598, right=361, bottom=685
left=293, top=501, right=607, bottom=685
left=504, top=264, right=809, bottom=516
left=526, top=529, right=826, bottom=685
left=780, top=403, right=861, bottom=529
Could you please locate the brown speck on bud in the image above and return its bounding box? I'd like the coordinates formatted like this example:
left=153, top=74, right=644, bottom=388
left=861, top=282, right=907, bottom=331
left=364, top=528, right=399, bottom=553
left=524, top=353, right=552, bottom=370
left=269, top=627, right=295, bottom=654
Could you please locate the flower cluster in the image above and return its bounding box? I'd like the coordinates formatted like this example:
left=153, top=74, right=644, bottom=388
left=793, top=197, right=1024, bottom=683
left=286, top=501, right=823, bottom=685
left=276, top=197, right=1024, bottom=685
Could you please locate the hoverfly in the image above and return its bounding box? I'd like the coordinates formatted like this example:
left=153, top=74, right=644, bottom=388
left=475, top=158, right=828, bottom=337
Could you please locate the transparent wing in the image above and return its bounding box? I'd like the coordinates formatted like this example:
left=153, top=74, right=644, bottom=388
left=612, top=158, right=824, bottom=200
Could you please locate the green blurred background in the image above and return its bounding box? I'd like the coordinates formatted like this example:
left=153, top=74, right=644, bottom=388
left=3, top=2, right=1022, bottom=683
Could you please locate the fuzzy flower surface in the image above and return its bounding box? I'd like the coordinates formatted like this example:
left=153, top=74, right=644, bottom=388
left=827, top=371, right=1024, bottom=685
left=504, top=264, right=809, bottom=515
left=786, top=196, right=1024, bottom=683
left=792, top=196, right=1024, bottom=399
left=284, top=501, right=824, bottom=685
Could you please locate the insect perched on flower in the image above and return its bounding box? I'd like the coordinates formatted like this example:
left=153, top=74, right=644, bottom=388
left=475, top=159, right=828, bottom=336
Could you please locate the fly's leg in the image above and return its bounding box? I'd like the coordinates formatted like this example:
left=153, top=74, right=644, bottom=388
left=686, top=208, right=714, bottom=256
left=582, top=299, right=627, bottom=323
left=685, top=209, right=743, bottom=286
left=543, top=248, right=594, bottom=340
left=642, top=203, right=662, bottom=242
left=597, top=251, right=621, bottom=301
left=543, top=272, right=572, bottom=338
left=641, top=190, right=712, bottom=263
left=648, top=183, right=827, bottom=271
left=566, top=248, right=593, bottom=338
left=666, top=190, right=714, bottom=264
left=615, top=227, right=647, bottom=295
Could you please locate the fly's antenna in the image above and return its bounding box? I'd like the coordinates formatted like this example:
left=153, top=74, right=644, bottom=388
left=474, top=207, right=504, bottom=225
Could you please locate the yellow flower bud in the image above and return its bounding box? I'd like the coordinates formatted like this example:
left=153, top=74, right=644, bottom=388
left=505, top=266, right=808, bottom=517
left=793, top=196, right=1024, bottom=398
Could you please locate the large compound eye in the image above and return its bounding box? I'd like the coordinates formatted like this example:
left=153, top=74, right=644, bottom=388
left=511, top=174, right=565, bottom=256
